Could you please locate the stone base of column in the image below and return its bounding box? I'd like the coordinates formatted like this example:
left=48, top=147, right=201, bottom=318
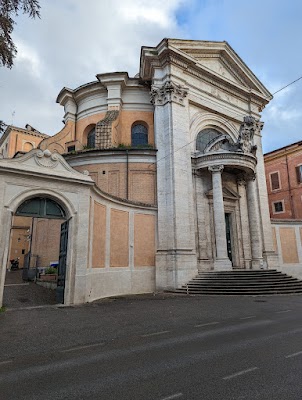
left=213, top=258, right=232, bottom=271
left=197, top=259, right=213, bottom=272
left=156, top=250, right=198, bottom=290
left=263, top=251, right=280, bottom=269
left=251, top=258, right=264, bottom=269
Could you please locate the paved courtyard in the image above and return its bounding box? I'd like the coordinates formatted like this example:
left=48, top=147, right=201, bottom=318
left=3, top=269, right=57, bottom=308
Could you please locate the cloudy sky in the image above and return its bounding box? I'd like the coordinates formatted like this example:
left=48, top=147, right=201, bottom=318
left=0, top=0, right=301, bottom=153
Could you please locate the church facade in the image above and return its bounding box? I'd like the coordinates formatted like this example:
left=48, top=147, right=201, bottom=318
left=0, top=39, right=278, bottom=306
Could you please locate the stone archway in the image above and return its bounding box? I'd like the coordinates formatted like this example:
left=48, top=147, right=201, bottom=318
left=0, top=192, right=74, bottom=308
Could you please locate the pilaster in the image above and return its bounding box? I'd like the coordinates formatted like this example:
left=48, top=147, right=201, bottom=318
left=152, top=80, right=197, bottom=289
left=253, top=123, right=279, bottom=268
left=237, top=176, right=252, bottom=268
left=246, top=173, right=263, bottom=269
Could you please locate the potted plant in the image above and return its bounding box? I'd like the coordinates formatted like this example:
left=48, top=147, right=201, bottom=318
left=40, top=267, right=58, bottom=282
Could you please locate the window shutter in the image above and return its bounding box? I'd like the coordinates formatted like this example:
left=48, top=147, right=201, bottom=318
left=296, top=166, right=302, bottom=183
left=270, top=172, right=280, bottom=190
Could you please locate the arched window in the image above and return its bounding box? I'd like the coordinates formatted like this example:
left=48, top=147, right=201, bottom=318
left=131, top=123, right=148, bottom=147
left=196, top=128, right=222, bottom=153
left=87, top=127, right=96, bottom=148
left=16, top=197, right=66, bottom=219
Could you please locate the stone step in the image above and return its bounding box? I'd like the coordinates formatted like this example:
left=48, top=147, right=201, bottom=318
left=169, top=270, right=302, bottom=296
left=185, top=282, right=302, bottom=288
left=173, top=289, right=302, bottom=296
left=199, top=269, right=279, bottom=273
left=197, top=271, right=282, bottom=276
left=191, top=276, right=298, bottom=283
left=175, top=286, right=302, bottom=292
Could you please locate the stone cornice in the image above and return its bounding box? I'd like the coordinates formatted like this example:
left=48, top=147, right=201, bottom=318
left=0, top=149, right=93, bottom=185
left=166, top=39, right=272, bottom=97
left=192, top=151, right=257, bottom=173
left=264, top=140, right=302, bottom=162
left=271, top=219, right=302, bottom=225
left=166, top=52, right=267, bottom=107
left=0, top=126, right=49, bottom=148
left=141, top=40, right=271, bottom=109
left=92, top=185, right=157, bottom=211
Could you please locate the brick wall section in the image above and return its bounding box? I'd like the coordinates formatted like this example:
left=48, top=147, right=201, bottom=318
left=75, top=162, right=156, bottom=205
left=118, top=110, right=154, bottom=146
left=75, top=110, right=154, bottom=149
left=265, top=146, right=302, bottom=219
left=31, top=218, right=64, bottom=267
left=9, top=216, right=31, bottom=268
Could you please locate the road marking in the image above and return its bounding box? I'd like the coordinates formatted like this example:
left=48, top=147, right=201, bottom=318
left=141, top=330, right=170, bottom=337
left=239, top=316, right=256, bottom=320
left=161, top=393, right=183, bottom=400
left=4, top=283, right=29, bottom=287
left=0, top=360, right=13, bottom=366
left=194, top=321, right=219, bottom=328
left=222, top=367, right=259, bottom=380
left=60, top=342, right=105, bottom=353
left=275, top=310, right=292, bottom=314
left=285, top=350, right=302, bottom=359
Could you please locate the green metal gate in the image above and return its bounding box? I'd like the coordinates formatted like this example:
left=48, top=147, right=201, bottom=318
left=56, top=220, right=69, bottom=304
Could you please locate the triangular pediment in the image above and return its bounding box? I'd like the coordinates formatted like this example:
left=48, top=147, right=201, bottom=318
left=166, top=39, right=271, bottom=98
left=140, top=39, right=272, bottom=101
left=207, top=185, right=240, bottom=201
left=193, top=55, right=246, bottom=86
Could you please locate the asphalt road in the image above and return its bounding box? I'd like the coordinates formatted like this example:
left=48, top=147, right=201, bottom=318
left=1, top=294, right=302, bottom=399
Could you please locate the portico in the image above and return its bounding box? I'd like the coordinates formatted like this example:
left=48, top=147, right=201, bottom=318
left=192, top=139, right=263, bottom=271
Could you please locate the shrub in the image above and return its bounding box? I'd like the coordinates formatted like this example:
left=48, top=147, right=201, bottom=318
left=44, top=267, right=57, bottom=275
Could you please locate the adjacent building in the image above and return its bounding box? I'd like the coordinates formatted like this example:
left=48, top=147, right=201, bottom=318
left=264, top=141, right=302, bottom=279
left=264, top=140, right=302, bottom=219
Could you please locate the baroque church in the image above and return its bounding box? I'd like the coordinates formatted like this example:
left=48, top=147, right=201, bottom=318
left=0, top=39, right=279, bottom=306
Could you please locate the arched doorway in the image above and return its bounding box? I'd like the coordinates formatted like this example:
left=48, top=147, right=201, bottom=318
left=4, top=197, right=69, bottom=307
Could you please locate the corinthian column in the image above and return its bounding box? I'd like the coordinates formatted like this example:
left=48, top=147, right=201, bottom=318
left=209, top=165, right=232, bottom=271
left=246, top=173, right=263, bottom=269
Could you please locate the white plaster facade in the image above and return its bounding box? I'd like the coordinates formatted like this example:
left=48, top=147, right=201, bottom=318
left=0, top=39, right=279, bottom=306
left=141, top=39, right=278, bottom=288
left=0, top=149, right=157, bottom=307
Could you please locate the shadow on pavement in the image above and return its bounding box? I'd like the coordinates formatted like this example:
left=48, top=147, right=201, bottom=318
left=3, top=269, right=57, bottom=309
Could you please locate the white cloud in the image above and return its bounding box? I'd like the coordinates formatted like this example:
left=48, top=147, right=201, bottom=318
left=14, top=39, right=42, bottom=78
left=0, top=0, right=187, bottom=134
left=1, top=0, right=302, bottom=153
left=118, top=0, right=184, bottom=27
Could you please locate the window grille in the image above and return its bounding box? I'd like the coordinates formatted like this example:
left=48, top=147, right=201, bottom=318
left=273, top=201, right=283, bottom=213
left=87, top=127, right=96, bottom=148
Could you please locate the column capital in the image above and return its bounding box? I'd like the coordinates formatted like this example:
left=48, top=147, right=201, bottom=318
left=237, top=173, right=246, bottom=186
left=246, top=172, right=257, bottom=181
left=208, top=165, right=224, bottom=173
left=150, top=80, right=188, bottom=106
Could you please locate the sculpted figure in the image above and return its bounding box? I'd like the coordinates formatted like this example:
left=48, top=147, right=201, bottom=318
left=237, top=116, right=258, bottom=155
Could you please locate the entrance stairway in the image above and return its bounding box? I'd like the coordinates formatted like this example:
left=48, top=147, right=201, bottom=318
left=172, top=270, right=302, bottom=295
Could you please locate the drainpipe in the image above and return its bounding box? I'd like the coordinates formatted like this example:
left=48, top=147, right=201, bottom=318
left=286, top=154, right=295, bottom=218
left=126, top=150, right=129, bottom=200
